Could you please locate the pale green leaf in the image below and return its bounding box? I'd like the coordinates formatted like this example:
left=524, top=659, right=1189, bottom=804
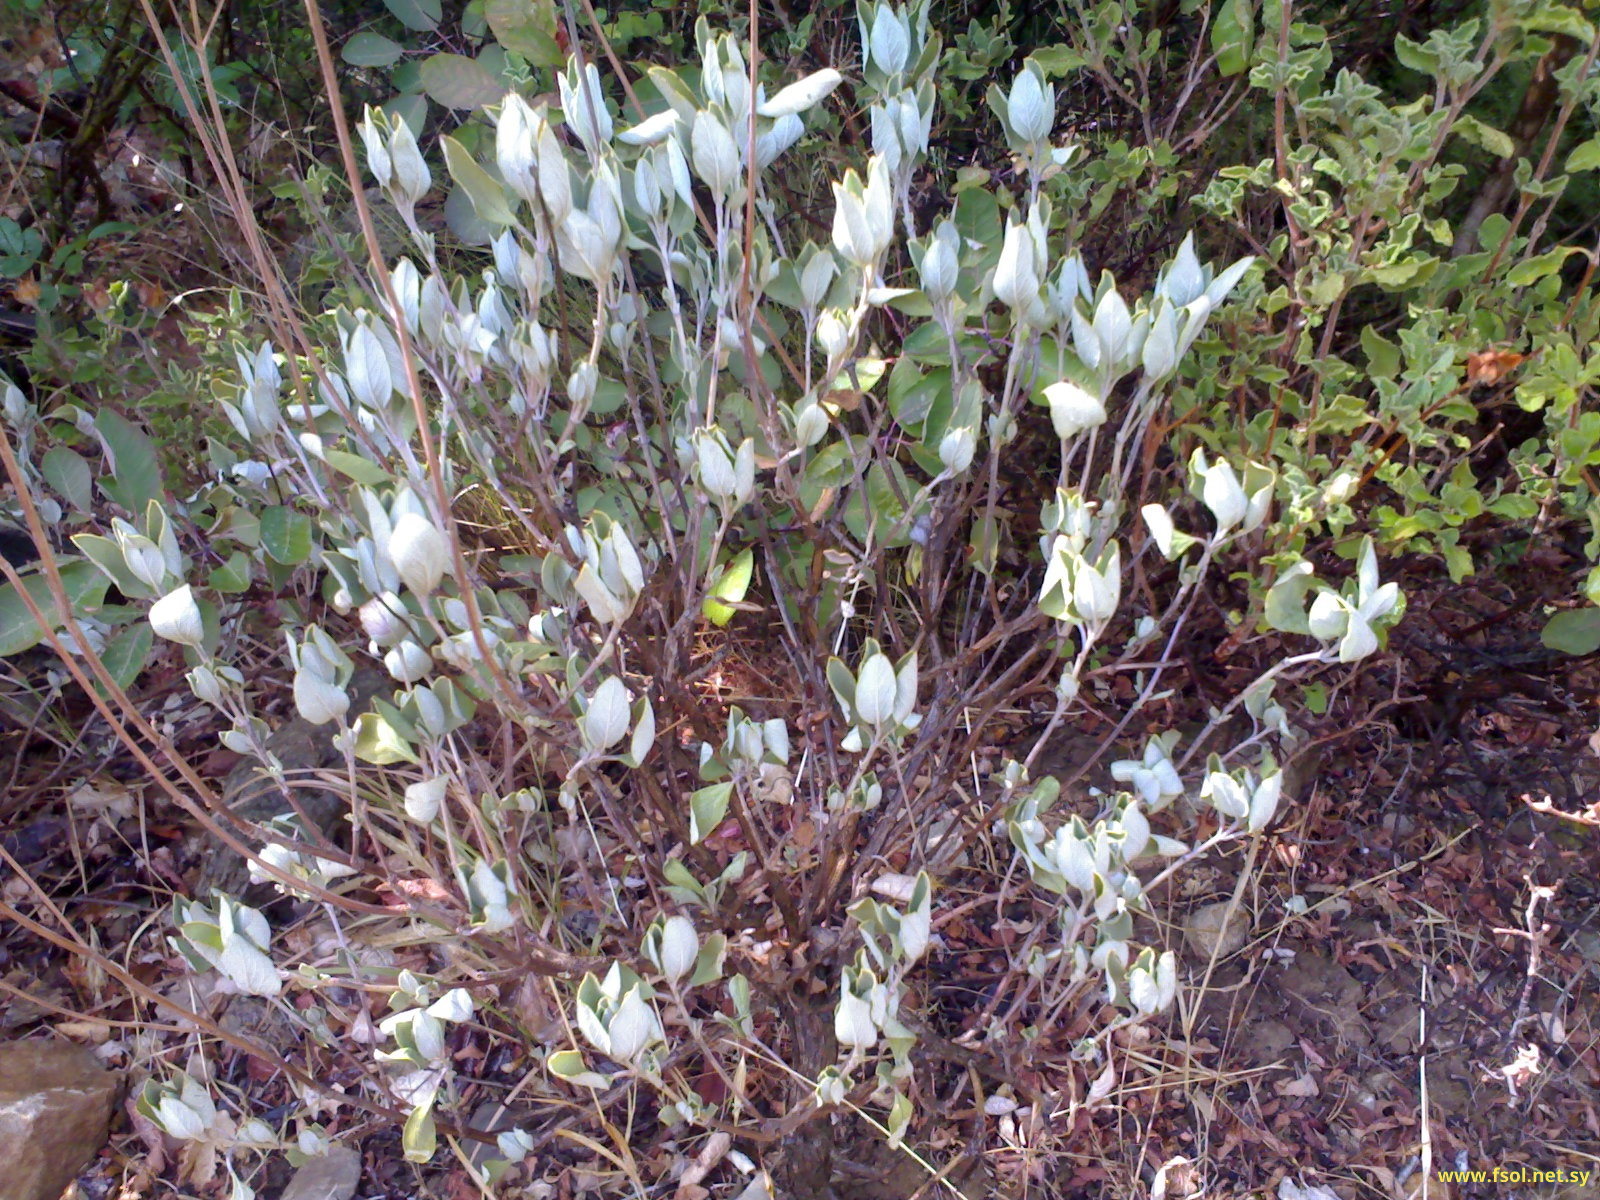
left=419, top=53, right=504, bottom=109
left=702, top=548, right=755, bottom=626
left=343, top=31, right=405, bottom=67
left=442, top=136, right=516, bottom=228
left=260, top=507, right=314, bottom=565
left=384, top=0, right=440, bottom=32
left=1542, top=608, right=1600, bottom=656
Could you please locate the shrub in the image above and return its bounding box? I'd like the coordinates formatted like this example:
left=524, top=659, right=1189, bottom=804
left=10, top=0, right=1600, bottom=1188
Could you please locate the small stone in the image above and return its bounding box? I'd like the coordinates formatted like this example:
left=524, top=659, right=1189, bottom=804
left=280, top=1145, right=362, bottom=1200
left=1183, top=900, right=1250, bottom=959
left=0, top=1038, right=122, bottom=1200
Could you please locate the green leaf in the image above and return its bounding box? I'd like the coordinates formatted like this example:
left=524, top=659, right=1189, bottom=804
left=689, top=933, right=727, bottom=987
left=844, top=461, right=918, bottom=545
left=442, top=136, right=516, bottom=228
left=443, top=186, right=499, bottom=246
left=42, top=447, right=93, bottom=513
left=1304, top=270, right=1346, bottom=306
left=352, top=710, right=422, bottom=765
left=0, top=562, right=109, bottom=656
left=1308, top=393, right=1372, bottom=435
left=1452, top=114, right=1515, bottom=158
left=1360, top=325, right=1401, bottom=380
left=889, top=361, right=950, bottom=430
left=1263, top=563, right=1314, bottom=636
left=662, top=857, right=706, bottom=904
left=381, top=93, right=430, bottom=138
left=1541, top=608, right=1600, bottom=655
left=1361, top=255, right=1437, bottom=289
left=546, top=1049, right=610, bottom=1087
left=392, top=60, right=424, bottom=93
left=1212, top=0, right=1254, bottom=76
left=1517, top=4, right=1594, bottom=40
left=702, top=548, right=755, bottom=626
left=211, top=507, right=260, bottom=549
left=384, top=0, right=441, bottom=31
left=402, top=1102, right=437, bottom=1163
left=210, top=551, right=253, bottom=593
left=1487, top=493, right=1538, bottom=519
left=0, top=218, right=44, bottom=275
left=343, top=31, right=405, bottom=67
left=259, top=507, right=314, bottom=565
left=1566, top=136, right=1600, bottom=174
left=1393, top=33, right=1438, bottom=75
left=689, top=782, right=733, bottom=844
left=94, top=409, right=163, bottom=514
left=419, top=53, right=504, bottom=109
left=1028, top=45, right=1082, bottom=75
left=1507, top=245, right=1582, bottom=287
left=100, top=622, right=153, bottom=691
left=72, top=533, right=148, bottom=599
left=485, top=0, right=564, bottom=66
left=321, top=449, right=394, bottom=486
left=953, top=187, right=1002, bottom=251
left=374, top=698, right=420, bottom=743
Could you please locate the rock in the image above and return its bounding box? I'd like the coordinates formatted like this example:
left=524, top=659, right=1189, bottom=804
left=1183, top=900, right=1250, bottom=960
left=0, top=527, right=36, bottom=567
left=464, top=1100, right=525, bottom=1175
left=0, top=1038, right=122, bottom=1200
left=194, top=668, right=391, bottom=900
left=1275, top=949, right=1372, bottom=1050
left=1237, top=1015, right=1296, bottom=1067
left=280, top=1145, right=362, bottom=1200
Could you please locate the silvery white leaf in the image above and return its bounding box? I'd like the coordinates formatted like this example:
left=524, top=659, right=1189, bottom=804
left=1128, top=963, right=1162, bottom=1014
left=617, top=108, right=679, bottom=146
left=388, top=513, right=449, bottom=597
left=218, top=930, right=281, bottom=996
left=759, top=68, right=843, bottom=118
left=1205, top=254, right=1255, bottom=306
left=1249, top=771, right=1283, bottom=832
left=801, top=250, right=838, bottom=310
left=756, top=113, right=805, bottom=168
left=1142, top=504, right=1177, bottom=558
left=1206, top=771, right=1249, bottom=819
left=496, top=92, right=539, bottom=203
left=426, top=987, right=475, bottom=1023
left=1339, top=614, right=1378, bottom=662
left=1143, top=300, right=1179, bottom=380
left=853, top=653, right=898, bottom=726
left=1307, top=591, right=1348, bottom=640
left=345, top=324, right=392, bottom=410
left=293, top=672, right=349, bottom=726
left=1202, top=459, right=1247, bottom=533
left=149, top=585, right=204, bottom=647
left=691, top=110, right=740, bottom=199
left=404, top=776, right=447, bottom=823
left=630, top=698, right=656, bottom=764
left=658, top=915, right=699, bottom=986
left=385, top=640, right=432, bottom=684
left=584, top=676, right=631, bottom=751
left=1007, top=68, right=1052, bottom=143
left=158, top=1096, right=210, bottom=1141
left=1092, top=287, right=1132, bottom=366
left=869, top=8, right=909, bottom=76
left=607, top=987, right=660, bottom=1062
left=1162, top=233, right=1207, bottom=307
left=834, top=984, right=877, bottom=1049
